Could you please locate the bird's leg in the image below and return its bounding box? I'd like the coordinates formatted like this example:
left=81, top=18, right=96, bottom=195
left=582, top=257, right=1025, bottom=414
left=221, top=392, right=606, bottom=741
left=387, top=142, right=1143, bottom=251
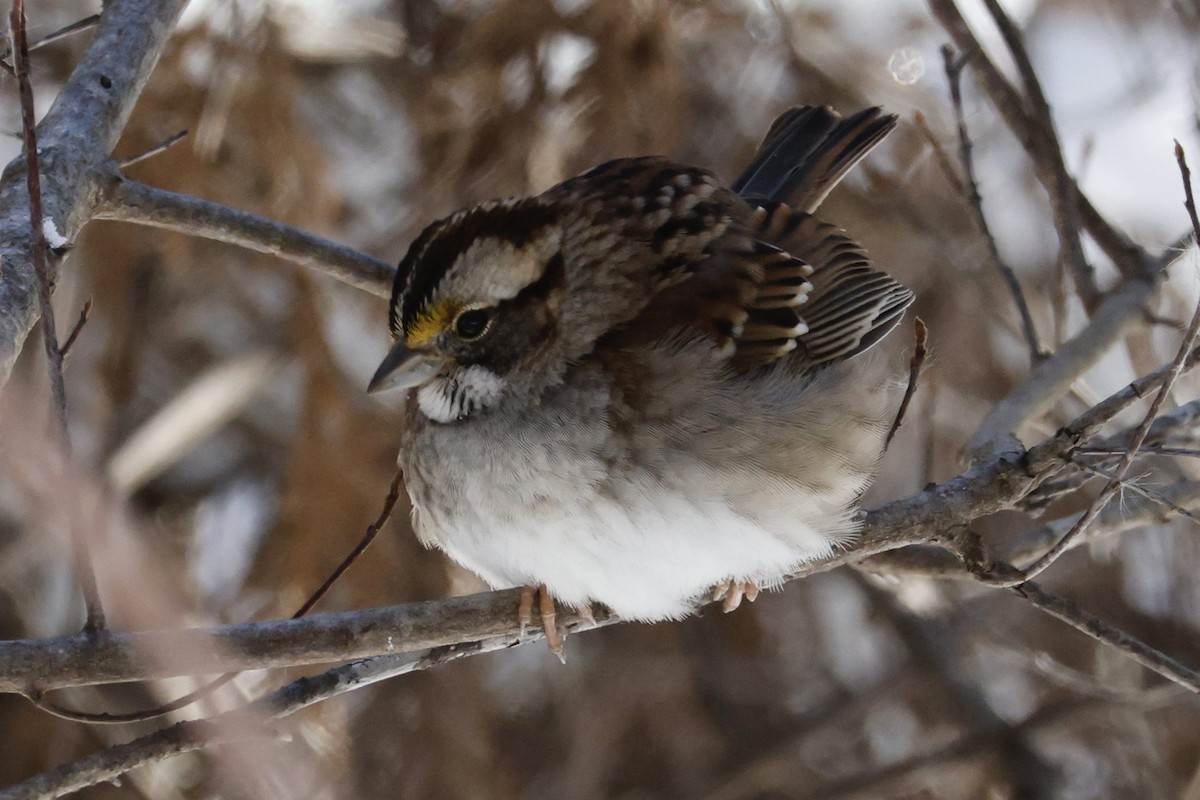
left=518, top=584, right=567, bottom=663
left=518, top=585, right=536, bottom=636
left=711, top=579, right=761, bottom=612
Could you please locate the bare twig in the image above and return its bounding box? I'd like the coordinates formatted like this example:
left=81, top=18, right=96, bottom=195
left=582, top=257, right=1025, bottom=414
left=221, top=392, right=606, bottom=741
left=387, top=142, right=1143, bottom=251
left=1090, top=397, right=1200, bottom=454
left=46, top=571, right=1196, bottom=800
left=11, top=0, right=68, bottom=442
left=1015, top=288, right=1200, bottom=582
left=1051, top=250, right=1069, bottom=346
left=22, top=683, right=217, bottom=726
left=1010, top=144, right=1200, bottom=581
left=1078, top=445, right=1200, bottom=460
left=1070, top=457, right=1200, bottom=528
left=976, top=0, right=1096, bottom=309
left=22, top=468, right=407, bottom=724
left=950, top=529, right=1200, bottom=692
left=0, top=639, right=520, bottom=800
left=30, top=13, right=101, bottom=51
left=0, top=13, right=100, bottom=72
left=96, top=175, right=395, bottom=297
left=3, top=434, right=1200, bottom=797
left=1010, top=581, right=1200, bottom=692
left=966, top=276, right=1161, bottom=456
left=11, top=0, right=105, bottom=634
left=927, top=0, right=1158, bottom=287
left=118, top=129, right=188, bottom=169
left=294, top=468, right=405, bottom=617
left=58, top=297, right=91, bottom=360
left=942, top=46, right=1042, bottom=364
left=0, top=590, right=614, bottom=695
left=861, top=480, right=1200, bottom=580
left=911, top=110, right=963, bottom=193
left=886, top=317, right=928, bottom=448
left=796, top=687, right=1181, bottom=800
left=1027, top=349, right=1200, bottom=457
left=1180, top=140, right=1200, bottom=245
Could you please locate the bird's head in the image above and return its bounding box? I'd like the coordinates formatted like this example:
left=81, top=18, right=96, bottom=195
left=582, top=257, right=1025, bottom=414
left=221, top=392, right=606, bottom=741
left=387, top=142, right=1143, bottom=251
left=368, top=198, right=577, bottom=423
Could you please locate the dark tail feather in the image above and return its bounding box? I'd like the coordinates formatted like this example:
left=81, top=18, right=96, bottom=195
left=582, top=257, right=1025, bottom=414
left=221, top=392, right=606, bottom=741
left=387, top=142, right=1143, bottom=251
left=731, top=106, right=898, bottom=212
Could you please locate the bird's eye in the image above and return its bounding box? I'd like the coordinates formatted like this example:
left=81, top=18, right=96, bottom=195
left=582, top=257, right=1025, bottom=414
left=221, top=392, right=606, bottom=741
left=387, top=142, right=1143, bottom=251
left=454, top=308, right=492, bottom=340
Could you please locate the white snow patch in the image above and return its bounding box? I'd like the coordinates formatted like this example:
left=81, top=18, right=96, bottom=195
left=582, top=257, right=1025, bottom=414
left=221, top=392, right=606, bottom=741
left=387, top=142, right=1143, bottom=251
left=42, top=217, right=68, bottom=250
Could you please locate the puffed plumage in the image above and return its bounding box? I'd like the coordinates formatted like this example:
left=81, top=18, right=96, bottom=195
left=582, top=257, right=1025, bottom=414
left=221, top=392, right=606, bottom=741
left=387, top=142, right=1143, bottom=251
left=371, top=105, right=914, bottom=621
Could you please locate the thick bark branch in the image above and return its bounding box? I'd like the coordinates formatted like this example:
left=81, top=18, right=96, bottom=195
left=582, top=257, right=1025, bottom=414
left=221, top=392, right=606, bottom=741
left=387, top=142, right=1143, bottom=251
left=0, top=0, right=189, bottom=383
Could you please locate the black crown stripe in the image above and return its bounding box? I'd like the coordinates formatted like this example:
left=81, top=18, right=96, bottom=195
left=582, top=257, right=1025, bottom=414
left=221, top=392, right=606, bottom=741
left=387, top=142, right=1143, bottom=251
left=393, top=200, right=561, bottom=338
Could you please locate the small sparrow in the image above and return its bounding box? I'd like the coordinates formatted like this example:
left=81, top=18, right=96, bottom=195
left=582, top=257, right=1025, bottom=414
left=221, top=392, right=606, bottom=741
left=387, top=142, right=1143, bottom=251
left=370, top=105, right=913, bottom=658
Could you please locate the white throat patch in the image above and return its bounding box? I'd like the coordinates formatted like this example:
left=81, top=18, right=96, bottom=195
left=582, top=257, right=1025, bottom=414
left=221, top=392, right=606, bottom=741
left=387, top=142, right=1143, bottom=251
left=417, top=365, right=506, bottom=423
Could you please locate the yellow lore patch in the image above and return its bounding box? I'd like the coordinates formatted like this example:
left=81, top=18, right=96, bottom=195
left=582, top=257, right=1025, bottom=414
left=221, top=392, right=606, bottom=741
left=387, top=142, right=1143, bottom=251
left=406, top=300, right=460, bottom=348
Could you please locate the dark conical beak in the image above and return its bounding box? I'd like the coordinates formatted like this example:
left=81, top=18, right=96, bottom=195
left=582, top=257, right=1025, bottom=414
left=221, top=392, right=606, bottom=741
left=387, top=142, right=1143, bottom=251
left=368, top=340, right=443, bottom=394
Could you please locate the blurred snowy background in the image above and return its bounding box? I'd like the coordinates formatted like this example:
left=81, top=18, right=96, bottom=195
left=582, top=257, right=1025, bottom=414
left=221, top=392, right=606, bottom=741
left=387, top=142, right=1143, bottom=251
left=2, top=0, right=1199, bottom=797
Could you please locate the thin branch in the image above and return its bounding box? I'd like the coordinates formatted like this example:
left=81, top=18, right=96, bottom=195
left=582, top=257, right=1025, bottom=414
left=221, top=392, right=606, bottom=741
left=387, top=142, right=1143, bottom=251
left=1051, top=248, right=1069, bottom=346
left=927, top=0, right=1159, bottom=287
left=1015, top=266, right=1200, bottom=583
left=1092, top=397, right=1200, bottom=453
left=11, top=0, right=68, bottom=445
left=294, top=468, right=404, bottom=617
left=911, top=110, right=963, bottom=194
left=3, top=404, right=1200, bottom=797
left=1028, top=349, right=1200, bottom=455
left=0, top=13, right=100, bottom=72
left=976, top=0, right=1095, bottom=308
left=43, top=573, right=1196, bottom=800
left=950, top=530, right=1200, bottom=692
left=118, top=129, right=187, bottom=169
left=1180, top=140, right=1200, bottom=246
left=885, top=316, right=928, bottom=448
left=1070, top=457, right=1200, bottom=528
left=29, top=13, right=100, bottom=51
left=1010, top=144, right=1200, bottom=578
left=22, top=683, right=217, bottom=726
left=966, top=276, right=1162, bottom=456
left=0, top=639, right=521, bottom=800
left=95, top=174, right=395, bottom=297
left=1078, top=445, right=1200, bottom=460
left=942, top=46, right=1042, bottom=363
left=1010, top=580, right=1200, bottom=692
left=797, top=688, right=1182, bottom=800
left=862, top=474, right=1200, bottom=582
left=23, top=467, right=406, bottom=723
left=57, top=297, right=91, bottom=359
left=0, top=588, right=613, bottom=694
left=11, top=0, right=105, bottom=634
